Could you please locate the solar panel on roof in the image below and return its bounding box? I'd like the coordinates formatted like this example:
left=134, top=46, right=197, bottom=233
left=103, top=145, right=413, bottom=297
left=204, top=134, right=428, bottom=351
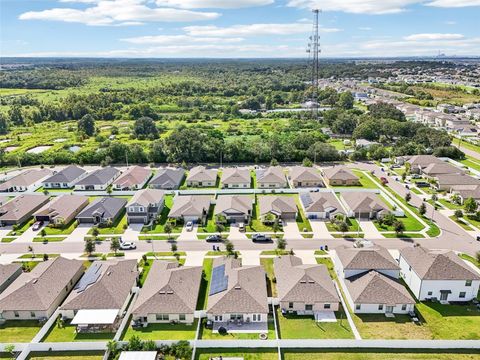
left=209, top=264, right=228, bottom=296
left=74, top=262, right=103, bottom=292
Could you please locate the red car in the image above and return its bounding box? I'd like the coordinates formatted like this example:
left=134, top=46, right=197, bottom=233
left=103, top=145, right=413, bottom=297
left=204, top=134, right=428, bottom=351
left=380, top=177, right=389, bottom=185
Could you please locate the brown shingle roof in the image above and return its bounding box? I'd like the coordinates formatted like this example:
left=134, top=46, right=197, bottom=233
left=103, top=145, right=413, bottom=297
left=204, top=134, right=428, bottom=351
left=336, top=246, right=400, bottom=271
left=168, top=195, right=211, bottom=218
left=127, top=189, right=165, bottom=208
left=0, top=194, right=50, bottom=222
left=341, top=192, right=389, bottom=213
left=186, top=166, right=218, bottom=183
left=408, top=155, right=443, bottom=168
left=259, top=196, right=297, bottom=216
left=323, top=167, right=359, bottom=182
left=289, top=166, right=323, bottom=183
left=256, top=166, right=286, bottom=185
left=33, top=194, right=89, bottom=222
left=214, top=195, right=253, bottom=216
left=0, top=169, right=52, bottom=191
left=422, top=162, right=462, bottom=176
left=113, top=166, right=151, bottom=188
left=300, top=192, right=344, bottom=214
left=0, top=264, right=21, bottom=290
left=221, top=168, right=251, bottom=185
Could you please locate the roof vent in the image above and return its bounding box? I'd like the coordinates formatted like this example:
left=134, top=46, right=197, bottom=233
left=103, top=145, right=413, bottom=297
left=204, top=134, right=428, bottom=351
left=234, top=285, right=241, bottom=290
left=167, top=290, right=174, bottom=294
left=300, top=280, right=306, bottom=283
left=32, top=279, right=38, bottom=284
left=159, top=291, right=166, bottom=294
left=107, top=271, right=112, bottom=276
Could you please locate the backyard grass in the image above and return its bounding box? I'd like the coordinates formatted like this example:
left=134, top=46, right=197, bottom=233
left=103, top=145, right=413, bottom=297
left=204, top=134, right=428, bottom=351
left=196, top=349, right=278, bottom=360
left=27, top=351, right=104, bottom=360
left=121, top=319, right=198, bottom=340
left=282, top=351, right=480, bottom=360
left=351, top=170, right=380, bottom=189
left=41, top=322, right=114, bottom=342
left=261, top=257, right=277, bottom=297
left=197, top=258, right=213, bottom=310
left=276, top=307, right=354, bottom=339
left=199, top=318, right=276, bottom=340
left=0, top=320, right=42, bottom=342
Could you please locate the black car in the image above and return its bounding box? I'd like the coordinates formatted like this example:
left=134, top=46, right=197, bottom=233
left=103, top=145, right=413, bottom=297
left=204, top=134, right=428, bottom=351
left=206, top=234, right=223, bottom=242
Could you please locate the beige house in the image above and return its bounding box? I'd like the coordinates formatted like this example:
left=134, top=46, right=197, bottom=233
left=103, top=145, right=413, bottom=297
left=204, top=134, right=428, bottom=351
left=221, top=168, right=251, bottom=189
left=274, top=255, right=340, bottom=316
left=422, top=162, right=462, bottom=178
left=407, top=155, right=444, bottom=174
left=186, top=166, right=218, bottom=187
left=0, top=257, right=83, bottom=320
left=323, top=167, right=360, bottom=186
left=34, top=194, right=89, bottom=226
left=113, top=166, right=152, bottom=190
left=126, top=189, right=165, bottom=225
left=300, top=192, right=345, bottom=220
left=214, top=195, right=253, bottom=224
left=0, top=194, right=50, bottom=226
left=168, top=195, right=211, bottom=223
left=341, top=192, right=389, bottom=220
left=258, top=196, right=297, bottom=221
left=256, top=166, right=287, bottom=188
left=289, top=166, right=324, bottom=188
left=132, top=261, right=202, bottom=325
left=435, top=174, right=480, bottom=192
left=0, top=169, right=52, bottom=192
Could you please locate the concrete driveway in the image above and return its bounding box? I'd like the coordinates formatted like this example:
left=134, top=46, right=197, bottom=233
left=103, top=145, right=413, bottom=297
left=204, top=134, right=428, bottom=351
left=184, top=251, right=207, bottom=266
left=240, top=250, right=261, bottom=265
left=359, top=220, right=384, bottom=238
left=310, top=220, right=334, bottom=239
left=123, top=223, right=143, bottom=242
left=65, top=224, right=92, bottom=242
left=294, top=250, right=317, bottom=264
left=228, top=224, right=248, bottom=241
left=178, top=223, right=198, bottom=240
left=283, top=220, right=301, bottom=240
left=15, top=226, right=41, bottom=243
left=0, top=228, right=12, bottom=242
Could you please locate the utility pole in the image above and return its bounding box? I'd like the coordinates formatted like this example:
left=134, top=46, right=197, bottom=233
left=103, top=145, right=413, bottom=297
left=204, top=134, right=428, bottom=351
left=125, top=150, right=129, bottom=167
left=307, top=9, right=321, bottom=121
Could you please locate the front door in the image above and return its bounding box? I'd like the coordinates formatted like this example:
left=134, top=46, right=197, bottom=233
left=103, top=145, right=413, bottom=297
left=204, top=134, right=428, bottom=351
left=440, top=291, right=449, bottom=301
left=386, top=306, right=394, bottom=313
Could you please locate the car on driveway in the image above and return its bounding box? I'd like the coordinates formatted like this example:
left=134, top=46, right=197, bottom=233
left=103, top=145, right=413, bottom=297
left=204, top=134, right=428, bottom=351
left=120, top=241, right=136, bottom=250
left=206, top=234, right=223, bottom=242
left=185, top=221, right=194, bottom=232
left=32, top=221, right=43, bottom=231
left=252, top=233, right=272, bottom=242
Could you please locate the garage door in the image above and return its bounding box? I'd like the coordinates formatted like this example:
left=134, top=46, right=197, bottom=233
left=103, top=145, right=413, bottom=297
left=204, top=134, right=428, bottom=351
left=77, top=217, right=94, bottom=224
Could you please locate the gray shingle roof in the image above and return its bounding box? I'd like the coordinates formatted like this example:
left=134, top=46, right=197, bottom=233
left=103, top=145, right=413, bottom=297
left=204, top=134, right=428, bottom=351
left=186, top=166, right=217, bottom=182
left=345, top=270, right=415, bottom=305
left=0, top=257, right=83, bottom=312
left=150, top=168, right=185, bottom=189
left=0, top=264, right=21, bottom=290
left=207, top=257, right=268, bottom=315
left=42, top=165, right=86, bottom=184
left=76, top=197, right=127, bottom=219
left=341, top=192, right=389, bottom=213
left=259, top=196, right=297, bottom=216
left=274, top=255, right=339, bottom=304
left=76, top=167, right=120, bottom=186
left=400, top=247, right=480, bottom=281
left=61, top=260, right=138, bottom=311
left=214, top=195, right=253, bottom=216
left=336, top=246, right=400, bottom=271
left=132, top=261, right=202, bottom=316
left=127, top=189, right=165, bottom=208
left=300, top=192, right=344, bottom=214
left=0, top=169, right=52, bottom=191
left=168, top=195, right=211, bottom=218
left=0, top=194, right=50, bottom=222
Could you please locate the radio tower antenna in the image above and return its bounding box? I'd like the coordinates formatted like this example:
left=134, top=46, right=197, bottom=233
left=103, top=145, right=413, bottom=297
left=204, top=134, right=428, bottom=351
left=307, top=9, right=321, bottom=121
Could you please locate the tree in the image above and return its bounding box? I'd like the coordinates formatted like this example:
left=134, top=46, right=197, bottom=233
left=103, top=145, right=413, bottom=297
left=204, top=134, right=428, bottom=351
left=40, top=228, right=46, bottom=238
left=454, top=209, right=463, bottom=219
left=43, top=253, right=49, bottom=261
left=276, top=237, right=286, bottom=250
left=171, top=340, right=192, bottom=360
left=127, top=335, right=143, bottom=351
left=110, top=237, right=120, bottom=254
left=77, top=114, right=96, bottom=137
left=476, top=251, right=480, bottom=264
left=302, top=157, right=313, bottom=167
left=337, top=91, right=354, bottom=110
left=419, top=202, right=427, bottom=216
left=270, top=158, right=279, bottom=166
left=225, top=240, right=235, bottom=255
left=84, top=238, right=96, bottom=256
left=215, top=223, right=225, bottom=234
left=336, top=221, right=349, bottom=234
left=92, top=226, right=99, bottom=238
left=405, top=192, right=411, bottom=203
left=171, top=242, right=178, bottom=253
left=0, top=113, right=9, bottom=135
left=464, top=197, right=478, bottom=214
left=134, top=116, right=159, bottom=139
left=164, top=222, right=173, bottom=239
left=272, top=219, right=281, bottom=235
left=106, top=340, right=118, bottom=358
left=393, top=220, right=405, bottom=235
left=3, top=344, right=15, bottom=359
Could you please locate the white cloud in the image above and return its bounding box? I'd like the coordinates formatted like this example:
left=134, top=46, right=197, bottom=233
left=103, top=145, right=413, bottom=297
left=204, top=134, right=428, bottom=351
left=404, top=33, right=464, bottom=41
left=121, top=34, right=244, bottom=44
left=425, top=0, right=480, bottom=7
left=358, top=27, right=372, bottom=30
left=183, top=23, right=341, bottom=37
left=445, top=20, right=457, bottom=25
left=155, top=0, right=273, bottom=9
left=19, top=0, right=220, bottom=26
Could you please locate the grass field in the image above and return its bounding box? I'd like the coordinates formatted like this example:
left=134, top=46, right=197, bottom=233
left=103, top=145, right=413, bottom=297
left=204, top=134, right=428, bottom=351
left=196, top=349, right=278, bottom=360
left=41, top=322, right=114, bottom=342
left=282, top=351, right=480, bottom=360
left=121, top=319, right=198, bottom=340
left=26, top=352, right=104, bottom=360
left=0, top=320, right=42, bottom=342
left=261, top=257, right=277, bottom=296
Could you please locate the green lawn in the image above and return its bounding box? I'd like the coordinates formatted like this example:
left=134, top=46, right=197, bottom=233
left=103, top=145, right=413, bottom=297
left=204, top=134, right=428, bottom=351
left=8, top=219, right=34, bottom=236
left=326, top=217, right=360, bottom=233
left=199, top=318, right=276, bottom=340
left=460, top=157, right=480, bottom=172
left=295, top=197, right=312, bottom=232
left=18, top=253, right=59, bottom=259
left=276, top=307, right=353, bottom=339
left=246, top=197, right=275, bottom=232
left=43, top=220, right=78, bottom=235
left=282, top=351, right=480, bottom=360
left=449, top=216, right=474, bottom=230
left=87, top=212, right=127, bottom=235
left=197, top=258, right=213, bottom=310
left=27, top=352, right=104, bottom=360
left=261, top=257, right=277, bottom=296
left=196, top=349, right=278, bottom=360
left=121, top=319, right=198, bottom=340
left=459, top=253, right=480, bottom=268
left=438, top=198, right=463, bottom=210
left=0, top=320, right=42, bottom=342
left=374, top=214, right=424, bottom=232
left=382, top=233, right=425, bottom=239
left=33, top=237, right=67, bottom=242
left=351, top=170, right=380, bottom=189
left=141, top=195, right=183, bottom=234
left=42, top=322, right=114, bottom=342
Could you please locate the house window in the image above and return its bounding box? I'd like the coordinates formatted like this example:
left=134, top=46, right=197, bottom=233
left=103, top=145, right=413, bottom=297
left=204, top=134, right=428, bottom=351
left=355, top=304, right=361, bottom=311
left=14, top=311, right=19, bottom=318
left=30, top=312, right=35, bottom=318
left=288, top=302, right=293, bottom=309
left=466, top=280, right=472, bottom=287
left=252, top=314, right=261, bottom=322
left=156, top=314, right=169, bottom=321
left=305, top=304, right=313, bottom=311
left=428, top=291, right=433, bottom=296
left=324, top=304, right=331, bottom=309
left=214, top=315, right=223, bottom=322
left=230, top=314, right=242, bottom=321
left=402, top=305, right=407, bottom=311
left=459, top=292, right=466, bottom=298
left=378, top=305, right=383, bottom=311
left=179, top=314, right=186, bottom=321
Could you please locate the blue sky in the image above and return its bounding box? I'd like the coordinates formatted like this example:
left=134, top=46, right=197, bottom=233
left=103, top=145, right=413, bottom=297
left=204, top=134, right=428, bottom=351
left=1, top=0, right=479, bottom=57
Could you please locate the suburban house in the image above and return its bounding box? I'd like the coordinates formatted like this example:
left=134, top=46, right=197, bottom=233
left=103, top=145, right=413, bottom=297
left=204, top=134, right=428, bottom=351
left=76, top=197, right=127, bottom=225
left=0, top=264, right=22, bottom=294
left=59, top=260, right=138, bottom=333
left=0, top=194, right=50, bottom=226
left=214, top=195, right=253, bottom=224
left=0, top=169, right=52, bottom=192
left=149, top=168, right=185, bottom=190
left=33, top=194, right=89, bottom=226
left=0, top=257, right=83, bottom=320
left=126, top=189, right=165, bottom=225
left=323, top=167, right=360, bottom=186
left=274, top=255, right=340, bottom=318
left=299, top=191, right=345, bottom=220
left=221, top=168, right=251, bottom=189
left=258, top=195, right=297, bottom=222
left=407, top=155, right=444, bottom=174
left=42, top=165, right=87, bottom=189
left=450, top=184, right=480, bottom=204
left=112, top=166, right=152, bottom=190
left=399, top=246, right=480, bottom=302
left=341, top=192, right=389, bottom=220
left=206, top=257, right=269, bottom=333
left=131, top=261, right=202, bottom=326
left=168, top=195, right=211, bottom=224
left=435, top=174, right=480, bottom=192
left=74, top=167, right=121, bottom=191
left=334, top=246, right=415, bottom=314
left=421, top=162, right=463, bottom=178
left=256, top=166, right=287, bottom=188
left=186, top=166, right=218, bottom=187
left=289, top=166, right=324, bottom=188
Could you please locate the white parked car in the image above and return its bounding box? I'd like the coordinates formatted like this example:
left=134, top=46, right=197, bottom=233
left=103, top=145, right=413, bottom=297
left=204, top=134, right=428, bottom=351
left=185, top=221, right=194, bottom=232
left=119, top=241, right=136, bottom=250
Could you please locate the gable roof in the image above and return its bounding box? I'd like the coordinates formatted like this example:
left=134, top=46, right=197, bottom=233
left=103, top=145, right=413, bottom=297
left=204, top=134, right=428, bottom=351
left=0, top=169, right=52, bottom=191
left=400, top=247, right=480, bottom=281
left=77, top=197, right=127, bottom=219
left=323, top=167, right=359, bottom=182
left=0, top=257, right=83, bottom=312
left=214, top=195, right=253, bottom=216
left=341, top=192, right=389, bottom=213
left=256, top=166, right=286, bottom=185
left=0, top=264, right=21, bottom=290
left=345, top=270, right=415, bottom=305
left=207, top=257, right=268, bottom=315
left=42, top=165, right=86, bottom=184
left=408, top=155, right=443, bottom=168
left=61, top=260, right=138, bottom=311
left=150, top=168, right=185, bottom=188
left=132, top=261, right=202, bottom=315
left=113, top=166, right=151, bottom=188
left=274, top=255, right=339, bottom=304
left=451, top=184, right=480, bottom=200
left=336, top=246, right=399, bottom=272
left=436, top=174, right=480, bottom=187
left=221, top=168, right=251, bottom=185
left=422, top=162, right=462, bottom=176
left=34, top=194, right=89, bottom=222
left=76, top=167, right=120, bottom=186
left=300, top=192, right=344, bottom=214
left=0, top=194, right=50, bottom=222
left=186, top=166, right=217, bottom=182
left=127, top=189, right=165, bottom=208
left=168, top=195, right=211, bottom=218
left=259, top=196, right=297, bottom=216
left=289, top=166, right=323, bottom=183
